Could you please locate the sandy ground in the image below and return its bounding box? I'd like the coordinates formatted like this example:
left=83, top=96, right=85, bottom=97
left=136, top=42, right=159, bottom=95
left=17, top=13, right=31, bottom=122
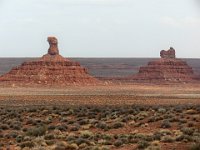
left=0, top=84, right=200, bottom=106
left=0, top=84, right=200, bottom=150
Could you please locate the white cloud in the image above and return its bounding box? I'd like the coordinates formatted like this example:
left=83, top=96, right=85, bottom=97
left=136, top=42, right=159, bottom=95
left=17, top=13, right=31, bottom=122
left=183, top=17, right=200, bottom=26
left=161, top=16, right=200, bottom=28
left=161, top=17, right=180, bottom=27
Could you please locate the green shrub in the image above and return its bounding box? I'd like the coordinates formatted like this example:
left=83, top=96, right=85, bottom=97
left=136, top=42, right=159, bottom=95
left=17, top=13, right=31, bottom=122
left=44, top=134, right=55, bottom=140
left=176, top=135, right=184, bottom=141
left=189, top=143, right=200, bottom=150
left=138, top=141, right=149, bottom=149
left=161, top=135, right=175, bottom=143
left=114, top=139, right=123, bottom=147
left=66, top=135, right=76, bottom=142
left=96, top=122, right=108, bottom=131
left=112, top=122, right=124, bottom=129
left=0, top=143, right=4, bottom=149
left=145, top=141, right=161, bottom=150
left=148, top=117, right=156, bottom=123
left=12, top=125, right=21, bottom=130
left=75, top=138, right=89, bottom=145
left=56, top=124, right=68, bottom=131
left=48, top=125, right=56, bottom=130
left=26, top=126, right=47, bottom=137
left=28, top=108, right=37, bottom=112
left=181, top=127, right=194, bottom=135
left=80, top=130, right=94, bottom=139
left=0, top=124, right=9, bottom=130
left=160, top=120, right=171, bottom=128
left=180, top=119, right=187, bottom=124
left=20, top=141, right=35, bottom=148
left=158, top=108, right=166, bottom=114
left=78, top=119, right=89, bottom=125
left=188, top=122, right=194, bottom=127
left=70, top=125, right=79, bottom=131
left=46, top=140, right=55, bottom=146
left=22, top=127, right=28, bottom=132
left=8, top=131, right=18, bottom=138
left=16, top=135, right=24, bottom=143
left=66, top=143, right=79, bottom=150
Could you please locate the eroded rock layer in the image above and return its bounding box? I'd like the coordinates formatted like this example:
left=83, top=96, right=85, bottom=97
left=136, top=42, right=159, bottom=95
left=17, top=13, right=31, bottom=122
left=0, top=37, right=99, bottom=86
left=132, top=48, right=195, bottom=83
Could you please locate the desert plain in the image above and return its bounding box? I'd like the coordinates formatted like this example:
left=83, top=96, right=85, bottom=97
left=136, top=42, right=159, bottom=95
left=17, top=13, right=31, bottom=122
left=0, top=83, right=200, bottom=150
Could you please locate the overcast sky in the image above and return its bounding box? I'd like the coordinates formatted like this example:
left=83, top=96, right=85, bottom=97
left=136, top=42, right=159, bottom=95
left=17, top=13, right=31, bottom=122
left=0, top=0, right=200, bottom=58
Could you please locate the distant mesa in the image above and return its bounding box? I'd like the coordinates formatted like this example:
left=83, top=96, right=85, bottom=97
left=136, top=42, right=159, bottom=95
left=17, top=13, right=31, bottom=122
left=0, top=36, right=99, bottom=86
left=131, top=47, right=196, bottom=83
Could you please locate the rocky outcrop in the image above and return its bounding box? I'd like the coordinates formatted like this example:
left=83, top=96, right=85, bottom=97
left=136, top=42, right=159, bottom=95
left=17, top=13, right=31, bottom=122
left=48, top=37, right=59, bottom=55
left=160, top=47, right=176, bottom=59
left=132, top=48, right=195, bottom=83
left=0, top=37, right=99, bottom=86
left=41, top=37, right=70, bottom=62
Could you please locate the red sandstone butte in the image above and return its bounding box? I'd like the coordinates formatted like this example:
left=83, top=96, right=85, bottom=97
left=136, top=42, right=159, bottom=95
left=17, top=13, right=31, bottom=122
left=131, top=47, right=195, bottom=83
left=0, top=37, right=99, bottom=86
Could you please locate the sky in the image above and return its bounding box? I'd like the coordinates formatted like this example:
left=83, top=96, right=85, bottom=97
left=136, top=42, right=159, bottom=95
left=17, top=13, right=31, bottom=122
left=0, top=0, right=200, bottom=58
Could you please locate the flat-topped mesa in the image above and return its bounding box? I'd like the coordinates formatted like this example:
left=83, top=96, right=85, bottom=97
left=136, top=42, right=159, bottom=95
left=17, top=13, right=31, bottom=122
left=131, top=47, right=195, bottom=83
left=160, top=47, right=176, bottom=59
left=0, top=36, right=99, bottom=86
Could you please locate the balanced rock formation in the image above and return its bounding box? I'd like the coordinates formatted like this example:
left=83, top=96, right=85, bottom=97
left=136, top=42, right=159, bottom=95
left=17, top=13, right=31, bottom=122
left=40, top=37, right=68, bottom=62
left=0, top=37, right=99, bottom=86
left=132, top=47, right=195, bottom=83
left=160, top=47, right=176, bottom=59
left=48, top=37, right=59, bottom=55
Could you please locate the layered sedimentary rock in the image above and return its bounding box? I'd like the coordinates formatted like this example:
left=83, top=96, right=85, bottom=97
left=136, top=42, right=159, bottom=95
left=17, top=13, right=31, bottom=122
left=132, top=48, right=195, bottom=83
left=0, top=37, right=99, bottom=86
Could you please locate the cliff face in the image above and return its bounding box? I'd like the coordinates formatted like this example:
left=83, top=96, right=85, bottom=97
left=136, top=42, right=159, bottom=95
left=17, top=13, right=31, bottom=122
left=132, top=48, right=195, bottom=83
left=0, top=37, right=99, bottom=86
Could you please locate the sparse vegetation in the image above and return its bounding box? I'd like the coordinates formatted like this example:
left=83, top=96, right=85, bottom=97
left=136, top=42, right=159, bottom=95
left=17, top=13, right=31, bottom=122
left=189, top=143, right=200, bottom=150
left=0, top=105, right=199, bottom=149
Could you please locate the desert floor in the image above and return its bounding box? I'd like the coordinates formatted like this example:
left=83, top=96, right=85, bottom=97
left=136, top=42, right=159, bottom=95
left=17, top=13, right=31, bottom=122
left=0, top=84, right=200, bottom=106
left=0, top=84, right=200, bottom=150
